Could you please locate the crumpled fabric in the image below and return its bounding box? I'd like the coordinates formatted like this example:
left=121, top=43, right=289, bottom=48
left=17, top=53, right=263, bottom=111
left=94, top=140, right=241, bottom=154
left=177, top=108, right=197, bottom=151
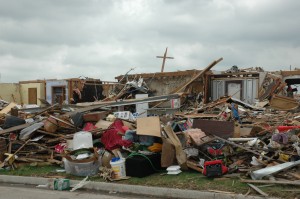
left=272, top=133, right=289, bottom=144
left=55, top=143, right=67, bottom=153
left=83, top=122, right=97, bottom=131
left=101, top=119, right=132, bottom=150
left=124, top=130, right=138, bottom=142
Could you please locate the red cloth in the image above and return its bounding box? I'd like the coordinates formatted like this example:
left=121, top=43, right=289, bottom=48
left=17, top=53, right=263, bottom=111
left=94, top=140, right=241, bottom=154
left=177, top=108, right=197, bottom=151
left=277, top=126, right=300, bottom=132
left=101, top=120, right=132, bottom=150
left=55, top=143, right=67, bottom=153
left=83, top=122, right=97, bottom=131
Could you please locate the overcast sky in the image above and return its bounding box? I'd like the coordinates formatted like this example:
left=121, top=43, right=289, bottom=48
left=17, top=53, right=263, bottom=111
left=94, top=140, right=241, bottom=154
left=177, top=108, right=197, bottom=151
left=1, top=0, right=300, bottom=83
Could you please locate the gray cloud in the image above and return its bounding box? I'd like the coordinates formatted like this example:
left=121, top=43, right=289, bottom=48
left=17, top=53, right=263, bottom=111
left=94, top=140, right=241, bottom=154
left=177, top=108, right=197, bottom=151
left=0, top=0, right=300, bottom=83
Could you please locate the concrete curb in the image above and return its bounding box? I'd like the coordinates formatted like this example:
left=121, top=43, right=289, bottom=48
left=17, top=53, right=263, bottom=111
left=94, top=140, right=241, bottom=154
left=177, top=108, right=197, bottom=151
left=0, top=175, right=274, bottom=199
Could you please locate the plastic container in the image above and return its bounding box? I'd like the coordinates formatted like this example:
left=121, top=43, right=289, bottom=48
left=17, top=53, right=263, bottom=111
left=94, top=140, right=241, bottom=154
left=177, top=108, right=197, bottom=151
left=63, top=158, right=101, bottom=176
left=73, top=131, right=93, bottom=150
left=53, top=178, right=70, bottom=191
left=110, top=157, right=126, bottom=179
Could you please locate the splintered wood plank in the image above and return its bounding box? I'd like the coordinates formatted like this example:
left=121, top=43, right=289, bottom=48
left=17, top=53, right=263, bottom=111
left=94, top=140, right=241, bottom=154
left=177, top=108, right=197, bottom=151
left=248, top=183, right=269, bottom=197
left=0, top=102, right=17, bottom=114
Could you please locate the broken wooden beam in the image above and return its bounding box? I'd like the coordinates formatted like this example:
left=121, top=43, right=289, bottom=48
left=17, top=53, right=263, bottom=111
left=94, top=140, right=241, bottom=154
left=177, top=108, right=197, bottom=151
left=0, top=123, right=31, bottom=135
left=247, top=183, right=269, bottom=197
left=173, top=57, right=223, bottom=93
left=241, top=179, right=300, bottom=186
left=213, top=135, right=274, bottom=161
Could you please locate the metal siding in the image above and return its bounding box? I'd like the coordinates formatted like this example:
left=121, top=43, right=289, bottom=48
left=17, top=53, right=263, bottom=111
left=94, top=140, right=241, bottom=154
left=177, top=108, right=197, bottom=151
left=212, top=80, right=225, bottom=100
left=218, top=81, right=225, bottom=99
left=253, top=79, right=258, bottom=99
left=242, top=80, right=247, bottom=101
left=244, top=79, right=258, bottom=104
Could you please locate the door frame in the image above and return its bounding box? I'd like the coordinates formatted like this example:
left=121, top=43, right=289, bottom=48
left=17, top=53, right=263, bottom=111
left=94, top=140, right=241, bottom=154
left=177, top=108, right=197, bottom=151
left=51, top=86, right=66, bottom=105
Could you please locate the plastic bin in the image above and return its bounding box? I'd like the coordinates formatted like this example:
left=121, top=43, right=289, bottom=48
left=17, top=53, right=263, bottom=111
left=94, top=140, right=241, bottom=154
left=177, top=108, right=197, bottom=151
left=63, top=157, right=101, bottom=176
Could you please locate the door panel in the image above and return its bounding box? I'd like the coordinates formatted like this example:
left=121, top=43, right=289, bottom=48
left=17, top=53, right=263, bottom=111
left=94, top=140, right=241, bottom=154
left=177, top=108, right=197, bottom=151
left=228, top=83, right=241, bottom=100
left=28, top=88, right=37, bottom=104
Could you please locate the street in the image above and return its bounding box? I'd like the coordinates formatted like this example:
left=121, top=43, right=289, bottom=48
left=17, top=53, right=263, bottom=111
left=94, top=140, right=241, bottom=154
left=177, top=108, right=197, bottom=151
left=0, top=183, right=156, bottom=199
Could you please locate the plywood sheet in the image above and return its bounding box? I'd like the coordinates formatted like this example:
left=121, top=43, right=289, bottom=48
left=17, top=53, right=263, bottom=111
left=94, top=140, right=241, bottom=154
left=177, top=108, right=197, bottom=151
left=136, top=116, right=161, bottom=137
left=192, top=119, right=234, bottom=138
left=269, top=94, right=299, bottom=110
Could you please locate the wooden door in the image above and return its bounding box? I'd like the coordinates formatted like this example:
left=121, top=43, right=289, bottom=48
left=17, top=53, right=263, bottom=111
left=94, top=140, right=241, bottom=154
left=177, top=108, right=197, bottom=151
left=28, top=88, right=37, bottom=104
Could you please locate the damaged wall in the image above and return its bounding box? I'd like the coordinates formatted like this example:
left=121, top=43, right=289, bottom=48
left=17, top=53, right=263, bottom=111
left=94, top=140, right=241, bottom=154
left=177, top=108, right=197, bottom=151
left=147, top=77, right=203, bottom=96
left=115, top=70, right=204, bottom=97
left=209, top=71, right=262, bottom=104
left=0, top=83, right=21, bottom=103
left=19, top=82, right=45, bottom=105
left=46, top=80, right=69, bottom=105
left=211, top=78, right=258, bottom=104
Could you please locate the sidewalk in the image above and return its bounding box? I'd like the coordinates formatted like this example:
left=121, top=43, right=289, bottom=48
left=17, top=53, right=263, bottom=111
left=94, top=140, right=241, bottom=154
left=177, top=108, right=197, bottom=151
left=0, top=175, right=273, bottom=199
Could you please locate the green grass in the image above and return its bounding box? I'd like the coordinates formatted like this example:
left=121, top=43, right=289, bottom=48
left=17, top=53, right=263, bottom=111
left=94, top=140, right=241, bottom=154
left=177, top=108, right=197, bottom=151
left=0, top=165, right=298, bottom=198
left=0, top=165, right=60, bottom=177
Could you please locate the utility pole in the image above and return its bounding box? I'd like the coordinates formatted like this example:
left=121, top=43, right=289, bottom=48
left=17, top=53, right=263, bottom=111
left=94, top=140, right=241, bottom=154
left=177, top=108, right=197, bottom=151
left=156, top=47, right=174, bottom=72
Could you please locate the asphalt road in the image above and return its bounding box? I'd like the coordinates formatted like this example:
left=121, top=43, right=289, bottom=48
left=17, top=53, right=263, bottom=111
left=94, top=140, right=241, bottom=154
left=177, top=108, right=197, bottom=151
left=0, top=183, right=156, bottom=199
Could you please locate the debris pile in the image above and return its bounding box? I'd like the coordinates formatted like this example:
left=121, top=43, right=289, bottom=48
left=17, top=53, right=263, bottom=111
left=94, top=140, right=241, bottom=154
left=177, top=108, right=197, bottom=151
left=0, top=57, right=300, bottom=196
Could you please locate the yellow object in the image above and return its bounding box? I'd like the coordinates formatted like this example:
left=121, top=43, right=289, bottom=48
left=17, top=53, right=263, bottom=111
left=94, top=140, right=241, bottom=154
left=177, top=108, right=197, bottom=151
left=148, top=143, right=162, bottom=152
left=4, top=153, right=15, bottom=165
left=279, top=153, right=290, bottom=162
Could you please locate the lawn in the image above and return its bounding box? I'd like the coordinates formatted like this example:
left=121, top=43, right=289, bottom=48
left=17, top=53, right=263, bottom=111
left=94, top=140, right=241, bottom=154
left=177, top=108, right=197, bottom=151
left=0, top=165, right=298, bottom=199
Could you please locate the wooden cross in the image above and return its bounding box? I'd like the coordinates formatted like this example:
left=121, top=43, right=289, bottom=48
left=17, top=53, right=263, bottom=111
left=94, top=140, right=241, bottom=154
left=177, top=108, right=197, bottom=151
left=156, top=47, right=174, bottom=72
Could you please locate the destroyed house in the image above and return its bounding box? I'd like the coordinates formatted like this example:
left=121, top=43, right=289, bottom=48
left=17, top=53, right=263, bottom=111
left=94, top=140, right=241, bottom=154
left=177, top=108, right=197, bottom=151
left=19, top=80, right=46, bottom=106
left=46, top=79, right=69, bottom=105
left=114, top=70, right=206, bottom=114
left=280, top=70, right=300, bottom=86
left=46, top=78, right=105, bottom=105
left=115, top=70, right=205, bottom=97
left=207, top=69, right=267, bottom=104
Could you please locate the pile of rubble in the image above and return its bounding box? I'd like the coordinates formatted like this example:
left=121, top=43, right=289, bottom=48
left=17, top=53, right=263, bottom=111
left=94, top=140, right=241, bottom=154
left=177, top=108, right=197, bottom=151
left=0, top=58, right=300, bottom=196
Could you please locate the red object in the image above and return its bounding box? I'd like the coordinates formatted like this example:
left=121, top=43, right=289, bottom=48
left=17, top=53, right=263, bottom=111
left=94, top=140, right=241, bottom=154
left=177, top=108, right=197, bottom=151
left=277, top=126, right=300, bottom=132
left=9, top=133, right=17, bottom=141
left=207, top=146, right=223, bottom=157
left=101, top=119, right=132, bottom=150
left=122, top=126, right=129, bottom=132
left=55, top=143, right=67, bottom=153
left=203, top=160, right=228, bottom=177
left=83, top=122, right=97, bottom=131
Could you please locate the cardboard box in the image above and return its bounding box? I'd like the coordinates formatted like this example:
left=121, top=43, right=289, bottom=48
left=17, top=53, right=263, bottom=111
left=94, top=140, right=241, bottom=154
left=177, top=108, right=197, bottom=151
left=95, top=120, right=113, bottom=129
left=136, top=116, right=161, bottom=137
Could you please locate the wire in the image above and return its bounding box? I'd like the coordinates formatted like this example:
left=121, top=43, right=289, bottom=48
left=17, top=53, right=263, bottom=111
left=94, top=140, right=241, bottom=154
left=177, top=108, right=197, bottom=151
left=126, top=152, right=163, bottom=172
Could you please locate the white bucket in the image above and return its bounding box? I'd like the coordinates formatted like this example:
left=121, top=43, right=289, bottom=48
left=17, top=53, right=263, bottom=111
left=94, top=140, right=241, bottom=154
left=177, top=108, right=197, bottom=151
left=110, top=158, right=126, bottom=179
